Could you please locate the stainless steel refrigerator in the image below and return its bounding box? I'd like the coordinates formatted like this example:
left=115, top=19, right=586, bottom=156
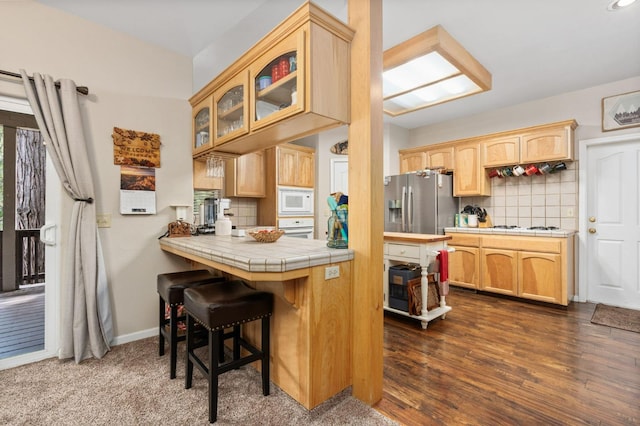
left=384, top=172, right=458, bottom=235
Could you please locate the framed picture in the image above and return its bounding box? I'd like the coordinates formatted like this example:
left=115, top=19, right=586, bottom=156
left=602, top=90, right=640, bottom=132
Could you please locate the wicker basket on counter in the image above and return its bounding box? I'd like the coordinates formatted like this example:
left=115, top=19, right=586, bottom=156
left=248, top=229, right=285, bottom=243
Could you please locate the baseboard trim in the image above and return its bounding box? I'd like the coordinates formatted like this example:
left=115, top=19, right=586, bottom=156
left=111, top=327, right=156, bottom=346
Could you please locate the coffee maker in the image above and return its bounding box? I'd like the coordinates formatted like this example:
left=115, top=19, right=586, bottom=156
left=198, top=198, right=231, bottom=234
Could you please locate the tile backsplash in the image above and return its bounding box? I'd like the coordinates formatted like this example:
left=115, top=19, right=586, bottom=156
left=226, top=197, right=258, bottom=228
left=462, top=161, right=578, bottom=230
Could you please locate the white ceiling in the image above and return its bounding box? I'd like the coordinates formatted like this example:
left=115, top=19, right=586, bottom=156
left=35, top=0, right=640, bottom=130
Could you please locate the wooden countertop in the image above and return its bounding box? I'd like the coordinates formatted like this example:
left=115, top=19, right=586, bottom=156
left=383, top=232, right=452, bottom=244
left=159, top=234, right=354, bottom=281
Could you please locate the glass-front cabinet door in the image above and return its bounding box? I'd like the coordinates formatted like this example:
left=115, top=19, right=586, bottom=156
left=192, top=96, right=214, bottom=156
left=250, top=30, right=305, bottom=131
left=213, top=71, right=249, bottom=146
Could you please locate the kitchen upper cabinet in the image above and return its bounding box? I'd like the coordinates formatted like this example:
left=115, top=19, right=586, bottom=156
left=189, top=3, right=353, bottom=158
left=520, top=120, right=576, bottom=163
left=482, top=135, right=520, bottom=167
left=192, top=96, right=214, bottom=157
left=193, top=159, right=223, bottom=190
left=481, top=248, right=518, bottom=296
left=213, top=71, right=249, bottom=147
left=426, top=146, right=454, bottom=171
left=399, top=151, right=426, bottom=174
left=278, top=145, right=315, bottom=188
left=225, top=151, right=266, bottom=197
left=249, top=32, right=303, bottom=132
left=453, top=142, right=490, bottom=196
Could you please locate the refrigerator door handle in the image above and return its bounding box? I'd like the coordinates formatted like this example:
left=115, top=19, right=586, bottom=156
left=401, top=185, right=406, bottom=232
left=408, top=185, right=413, bottom=233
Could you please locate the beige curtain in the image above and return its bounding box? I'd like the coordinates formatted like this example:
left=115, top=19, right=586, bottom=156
left=20, top=71, right=113, bottom=362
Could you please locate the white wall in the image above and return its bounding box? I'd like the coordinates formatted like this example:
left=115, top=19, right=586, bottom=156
left=409, top=76, right=640, bottom=147
left=1, top=1, right=195, bottom=340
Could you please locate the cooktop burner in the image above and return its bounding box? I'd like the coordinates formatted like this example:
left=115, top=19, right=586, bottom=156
left=492, top=225, right=559, bottom=231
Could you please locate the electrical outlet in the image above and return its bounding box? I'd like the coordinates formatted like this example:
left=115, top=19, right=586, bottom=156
left=97, top=214, right=111, bottom=228
left=325, top=265, right=340, bottom=280
left=566, top=208, right=574, bottom=218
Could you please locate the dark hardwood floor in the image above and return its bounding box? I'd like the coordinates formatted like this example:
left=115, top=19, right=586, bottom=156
left=374, top=287, right=640, bottom=426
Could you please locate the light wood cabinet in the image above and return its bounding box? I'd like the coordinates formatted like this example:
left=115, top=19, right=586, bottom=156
left=224, top=151, right=266, bottom=197
left=192, top=96, right=214, bottom=157
left=449, top=246, right=480, bottom=289
left=258, top=143, right=315, bottom=226
left=426, top=146, right=454, bottom=171
left=213, top=71, right=249, bottom=147
left=453, top=142, right=490, bottom=196
left=519, top=251, right=562, bottom=303
left=520, top=122, right=574, bottom=163
left=480, top=120, right=577, bottom=167
left=399, top=151, right=426, bottom=173
left=193, top=159, right=223, bottom=190
left=447, top=233, right=481, bottom=289
left=277, top=145, right=315, bottom=188
left=482, top=135, right=520, bottom=167
left=481, top=248, right=518, bottom=296
left=249, top=31, right=304, bottom=132
left=189, top=3, right=354, bottom=158
left=445, top=232, right=574, bottom=305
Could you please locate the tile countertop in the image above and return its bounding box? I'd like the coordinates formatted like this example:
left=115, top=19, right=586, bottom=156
left=444, top=227, right=577, bottom=238
left=159, top=234, right=354, bottom=273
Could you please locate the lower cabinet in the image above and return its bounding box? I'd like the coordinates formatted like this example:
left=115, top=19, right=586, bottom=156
left=518, top=251, right=562, bottom=303
left=448, top=246, right=480, bottom=289
left=446, top=232, right=574, bottom=305
left=480, top=248, right=518, bottom=296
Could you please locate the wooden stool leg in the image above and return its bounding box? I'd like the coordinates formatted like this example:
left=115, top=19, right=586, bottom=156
left=185, top=314, right=194, bottom=389
left=261, top=316, right=270, bottom=396
left=209, top=329, right=221, bottom=423
left=158, top=296, right=165, bottom=356
left=169, top=305, right=179, bottom=379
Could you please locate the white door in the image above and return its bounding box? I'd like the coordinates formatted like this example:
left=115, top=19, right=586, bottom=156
left=0, top=97, right=61, bottom=370
left=584, top=137, right=640, bottom=309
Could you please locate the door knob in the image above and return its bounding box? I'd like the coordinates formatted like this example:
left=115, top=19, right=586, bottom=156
left=588, top=228, right=597, bottom=234
left=589, top=217, right=596, bottom=223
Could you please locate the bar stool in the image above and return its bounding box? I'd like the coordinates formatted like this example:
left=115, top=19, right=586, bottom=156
left=184, top=280, right=273, bottom=424
left=157, top=269, right=225, bottom=379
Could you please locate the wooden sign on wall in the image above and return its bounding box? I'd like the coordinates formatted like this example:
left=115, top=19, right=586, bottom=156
left=112, top=127, right=161, bottom=167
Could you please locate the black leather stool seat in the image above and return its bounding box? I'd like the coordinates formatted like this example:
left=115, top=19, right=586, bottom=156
left=157, top=269, right=225, bottom=379
left=184, top=280, right=273, bottom=423
left=184, top=280, right=273, bottom=331
left=158, top=269, right=223, bottom=306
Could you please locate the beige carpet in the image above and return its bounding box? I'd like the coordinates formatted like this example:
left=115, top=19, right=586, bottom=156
left=591, top=304, right=640, bottom=333
left=0, top=337, right=396, bottom=425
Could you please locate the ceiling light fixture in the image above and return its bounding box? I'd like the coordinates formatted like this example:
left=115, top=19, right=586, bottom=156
left=382, top=25, right=492, bottom=116
left=607, top=0, right=637, bottom=10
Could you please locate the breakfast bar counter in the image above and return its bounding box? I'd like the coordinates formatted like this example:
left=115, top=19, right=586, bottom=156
left=159, top=235, right=354, bottom=410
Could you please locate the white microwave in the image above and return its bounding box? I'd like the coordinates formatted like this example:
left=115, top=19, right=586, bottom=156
left=278, top=187, right=314, bottom=216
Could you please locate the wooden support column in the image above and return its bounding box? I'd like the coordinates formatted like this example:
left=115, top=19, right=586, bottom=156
left=348, top=0, right=384, bottom=404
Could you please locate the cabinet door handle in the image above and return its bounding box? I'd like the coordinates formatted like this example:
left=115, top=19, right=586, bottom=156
left=588, top=228, right=597, bottom=234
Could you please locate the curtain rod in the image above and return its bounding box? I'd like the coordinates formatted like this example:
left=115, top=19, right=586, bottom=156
left=0, top=69, right=89, bottom=95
